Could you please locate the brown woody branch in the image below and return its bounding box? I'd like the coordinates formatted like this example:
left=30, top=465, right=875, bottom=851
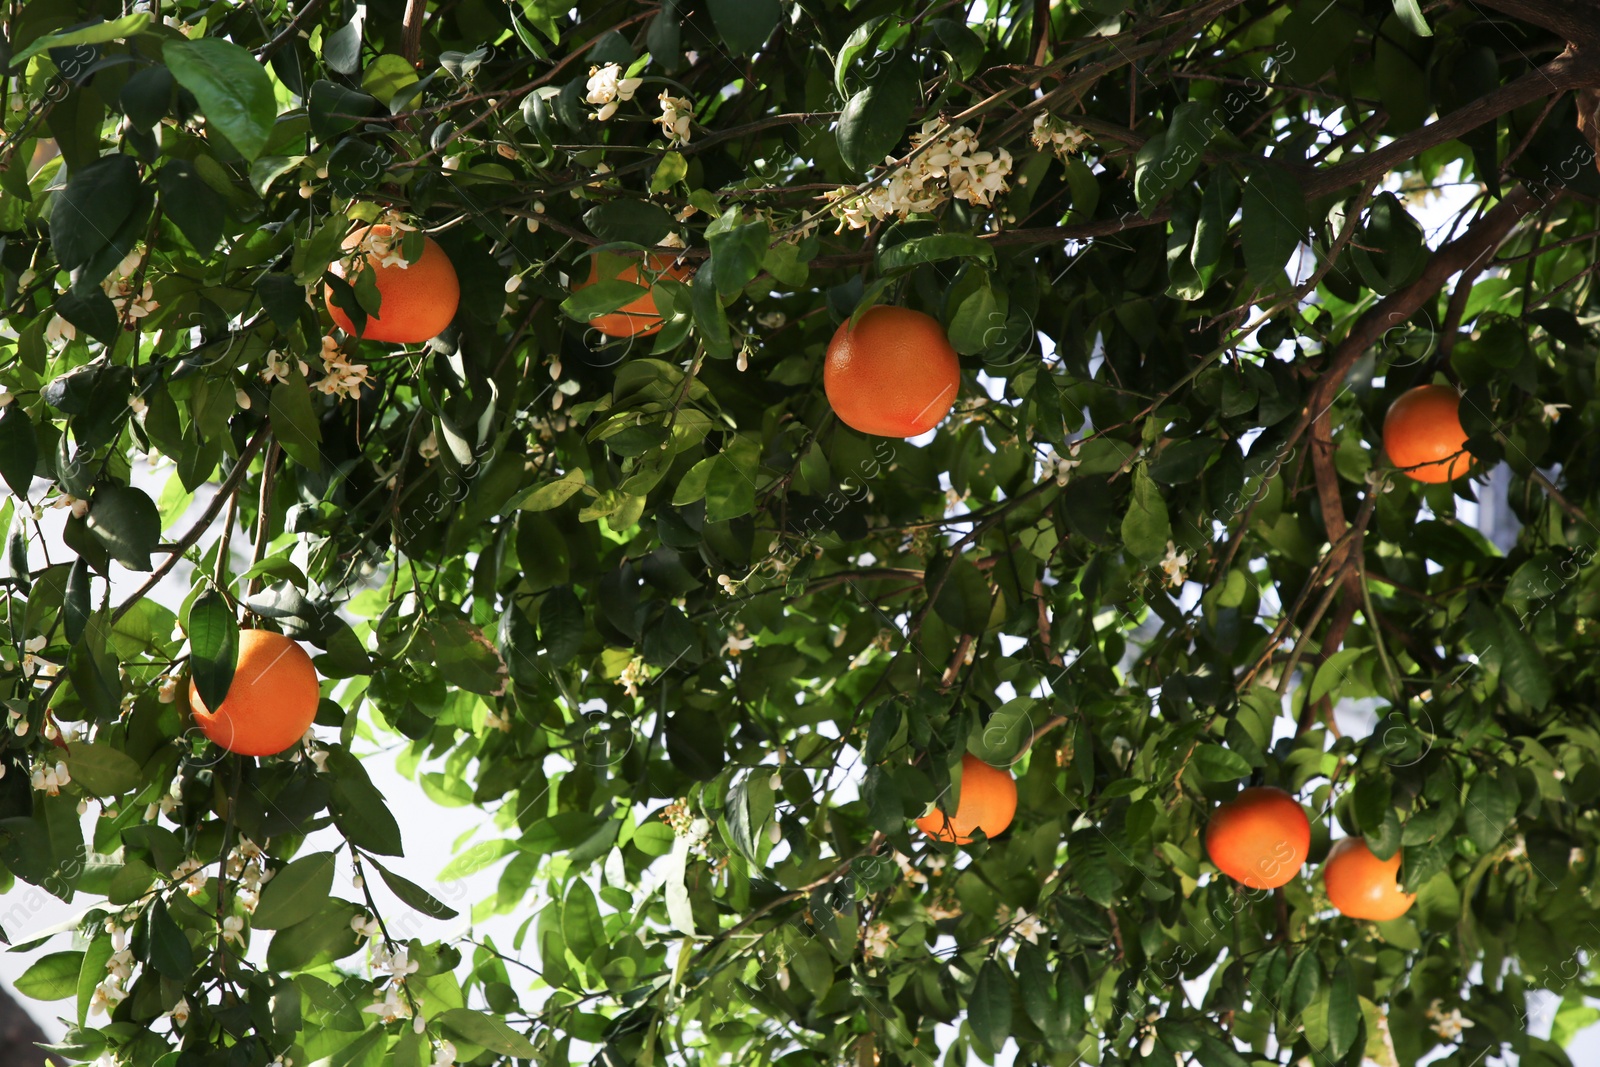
left=113, top=424, right=272, bottom=624
left=1471, top=0, right=1600, bottom=48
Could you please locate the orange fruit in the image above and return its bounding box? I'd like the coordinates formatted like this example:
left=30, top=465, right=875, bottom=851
left=824, top=306, right=961, bottom=438
left=1322, top=837, right=1416, bottom=921
left=189, top=630, right=321, bottom=757
left=1382, top=384, right=1471, bottom=483
left=325, top=224, right=460, bottom=343
left=915, top=754, right=1017, bottom=844
left=573, top=253, right=691, bottom=338
left=1204, top=786, right=1310, bottom=889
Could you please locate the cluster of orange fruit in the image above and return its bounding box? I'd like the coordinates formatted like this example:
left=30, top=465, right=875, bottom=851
left=1205, top=786, right=1415, bottom=920
left=322, top=230, right=966, bottom=440
left=912, top=766, right=1412, bottom=922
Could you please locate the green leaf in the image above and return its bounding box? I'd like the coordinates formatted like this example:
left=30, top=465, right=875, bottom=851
left=9, top=13, right=152, bottom=68
left=252, top=851, right=338, bottom=929
left=1120, top=466, right=1171, bottom=564
left=265, top=898, right=364, bottom=970
left=968, top=960, right=1013, bottom=1051
left=0, top=405, right=38, bottom=499
left=68, top=612, right=121, bottom=722
left=651, top=151, right=688, bottom=193
left=368, top=855, right=459, bottom=920
left=706, top=209, right=770, bottom=296
left=1192, top=745, right=1252, bottom=781
left=157, top=160, right=226, bottom=254
left=1133, top=101, right=1210, bottom=214
left=64, top=558, right=90, bottom=646
left=327, top=749, right=405, bottom=856
left=163, top=38, right=279, bottom=161
left=15, top=951, right=84, bottom=1000
left=437, top=1009, right=539, bottom=1057
left=85, top=482, right=160, bottom=571
left=836, top=55, right=918, bottom=173
left=186, top=589, right=238, bottom=713
left=1392, top=0, right=1432, bottom=36
left=561, top=279, right=650, bottom=323
left=706, top=0, right=781, bottom=55
left=1308, top=647, right=1365, bottom=705
left=1464, top=770, right=1516, bottom=852
left=834, top=17, right=887, bottom=97
left=50, top=154, right=140, bottom=274
left=1497, top=610, right=1551, bottom=709
left=538, top=587, right=585, bottom=665
left=932, top=557, right=992, bottom=634
left=147, top=898, right=194, bottom=980
left=1326, top=961, right=1359, bottom=1059
left=583, top=201, right=674, bottom=245
left=512, top=468, right=591, bottom=511
left=63, top=743, right=140, bottom=796
left=270, top=374, right=324, bottom=472
left=1284, top=948, right=1322, bottom=1022
left=1241, top=165, right=1309, bottom=285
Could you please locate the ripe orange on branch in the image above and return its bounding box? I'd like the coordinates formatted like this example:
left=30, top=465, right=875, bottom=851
left=1204, top=786, right=1311, bottom=889
left=915, top=754, right=1016, bottom=844
left=1382, top=384, right=1471, bottom=483
left=189, top=629, right=321, bottom=757
left=824, top=306, right=961, bottom=438
left=325, top=223, right=460, bottom=344
left=572, top=253, right=691, bottom=338
left=1322, top=837, right=1416, bottom=920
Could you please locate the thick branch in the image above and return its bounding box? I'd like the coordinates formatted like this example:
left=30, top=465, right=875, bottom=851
left=1302, top=50, right=1596, bottom=200
left=1471, top=0, right=1600, bottom=48
left=1291, top=186, right=1538, bottom=452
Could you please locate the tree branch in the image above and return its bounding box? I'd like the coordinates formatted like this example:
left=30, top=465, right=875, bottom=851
left=112, top=424, right=271, bottom=624
left=1470, top=0, right=1600, bottom=48
left=1301, top=49, right=1597, bottom=201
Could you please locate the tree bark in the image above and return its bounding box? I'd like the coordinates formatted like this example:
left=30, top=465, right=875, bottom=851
left=1472, top=0, right=1600, bottom=48
left=0, top=984, right=55, bottom=1067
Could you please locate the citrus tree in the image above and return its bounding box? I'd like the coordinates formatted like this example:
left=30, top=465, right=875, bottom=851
left=3, top=0, right=1600, bottom=1064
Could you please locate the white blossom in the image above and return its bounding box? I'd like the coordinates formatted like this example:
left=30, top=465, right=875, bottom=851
left=1030, top=113, right=1090, bottom=157
left=363, top=984, right=411, bottom=1022
left=585, top=63, right=642, bottom=121
left=862, top=921, right=893, bottom=961
left=1159, top=541, right=1189, bottom=587
left=1425, top=999, right=1475, bottom=1041
left=654, top=91, right=694, bottom=146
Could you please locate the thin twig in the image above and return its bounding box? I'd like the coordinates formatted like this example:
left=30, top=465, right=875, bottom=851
left=112, top=425, right=271, bottom=624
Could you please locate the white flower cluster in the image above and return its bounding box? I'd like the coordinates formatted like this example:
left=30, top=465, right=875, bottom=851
left=1426, top=999, right=1475, bottom=1041
left=18, top=634, right=59, bottom=681
left=227, top=836, right=274, bottom=915
left=585, top=63, right=642, bottom=121
left=144, top=772, right=183, bottom=821
left=1030, top=113, right=1090, bottom=157
left=618, top=654, right=649, bottom=697
left=862, top=920, right=893, bottom=961
left=316, top=335, right=371, bottom=401
left=102, top=247, right=158, bottom=322
left=655, top=92, right=693, bottom=146
left=90, top=920, right=137, bottom=1016
left=262, top=349, right=309, bottom=385
left=1160, top=541, right=1190, bottom=588
left=172, top=857, right=209, bottom=897
left=825, top=122, right=1014, bottom=232
left=44, top=312, right=76, bottom=348
left=288, top=727, right=330, bottom=773
left=1041, top=443, right=1081, bottom=486
left=31, top=757, right=70, bottom=795
left=350, top=211, right=417, bottom=268
left=723, top=623, right=754, bottom=657
left=50, top=492, right=89, bottom=520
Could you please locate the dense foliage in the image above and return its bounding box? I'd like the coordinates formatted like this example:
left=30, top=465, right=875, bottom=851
left=3, top=0, right=1600, bottom=1064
